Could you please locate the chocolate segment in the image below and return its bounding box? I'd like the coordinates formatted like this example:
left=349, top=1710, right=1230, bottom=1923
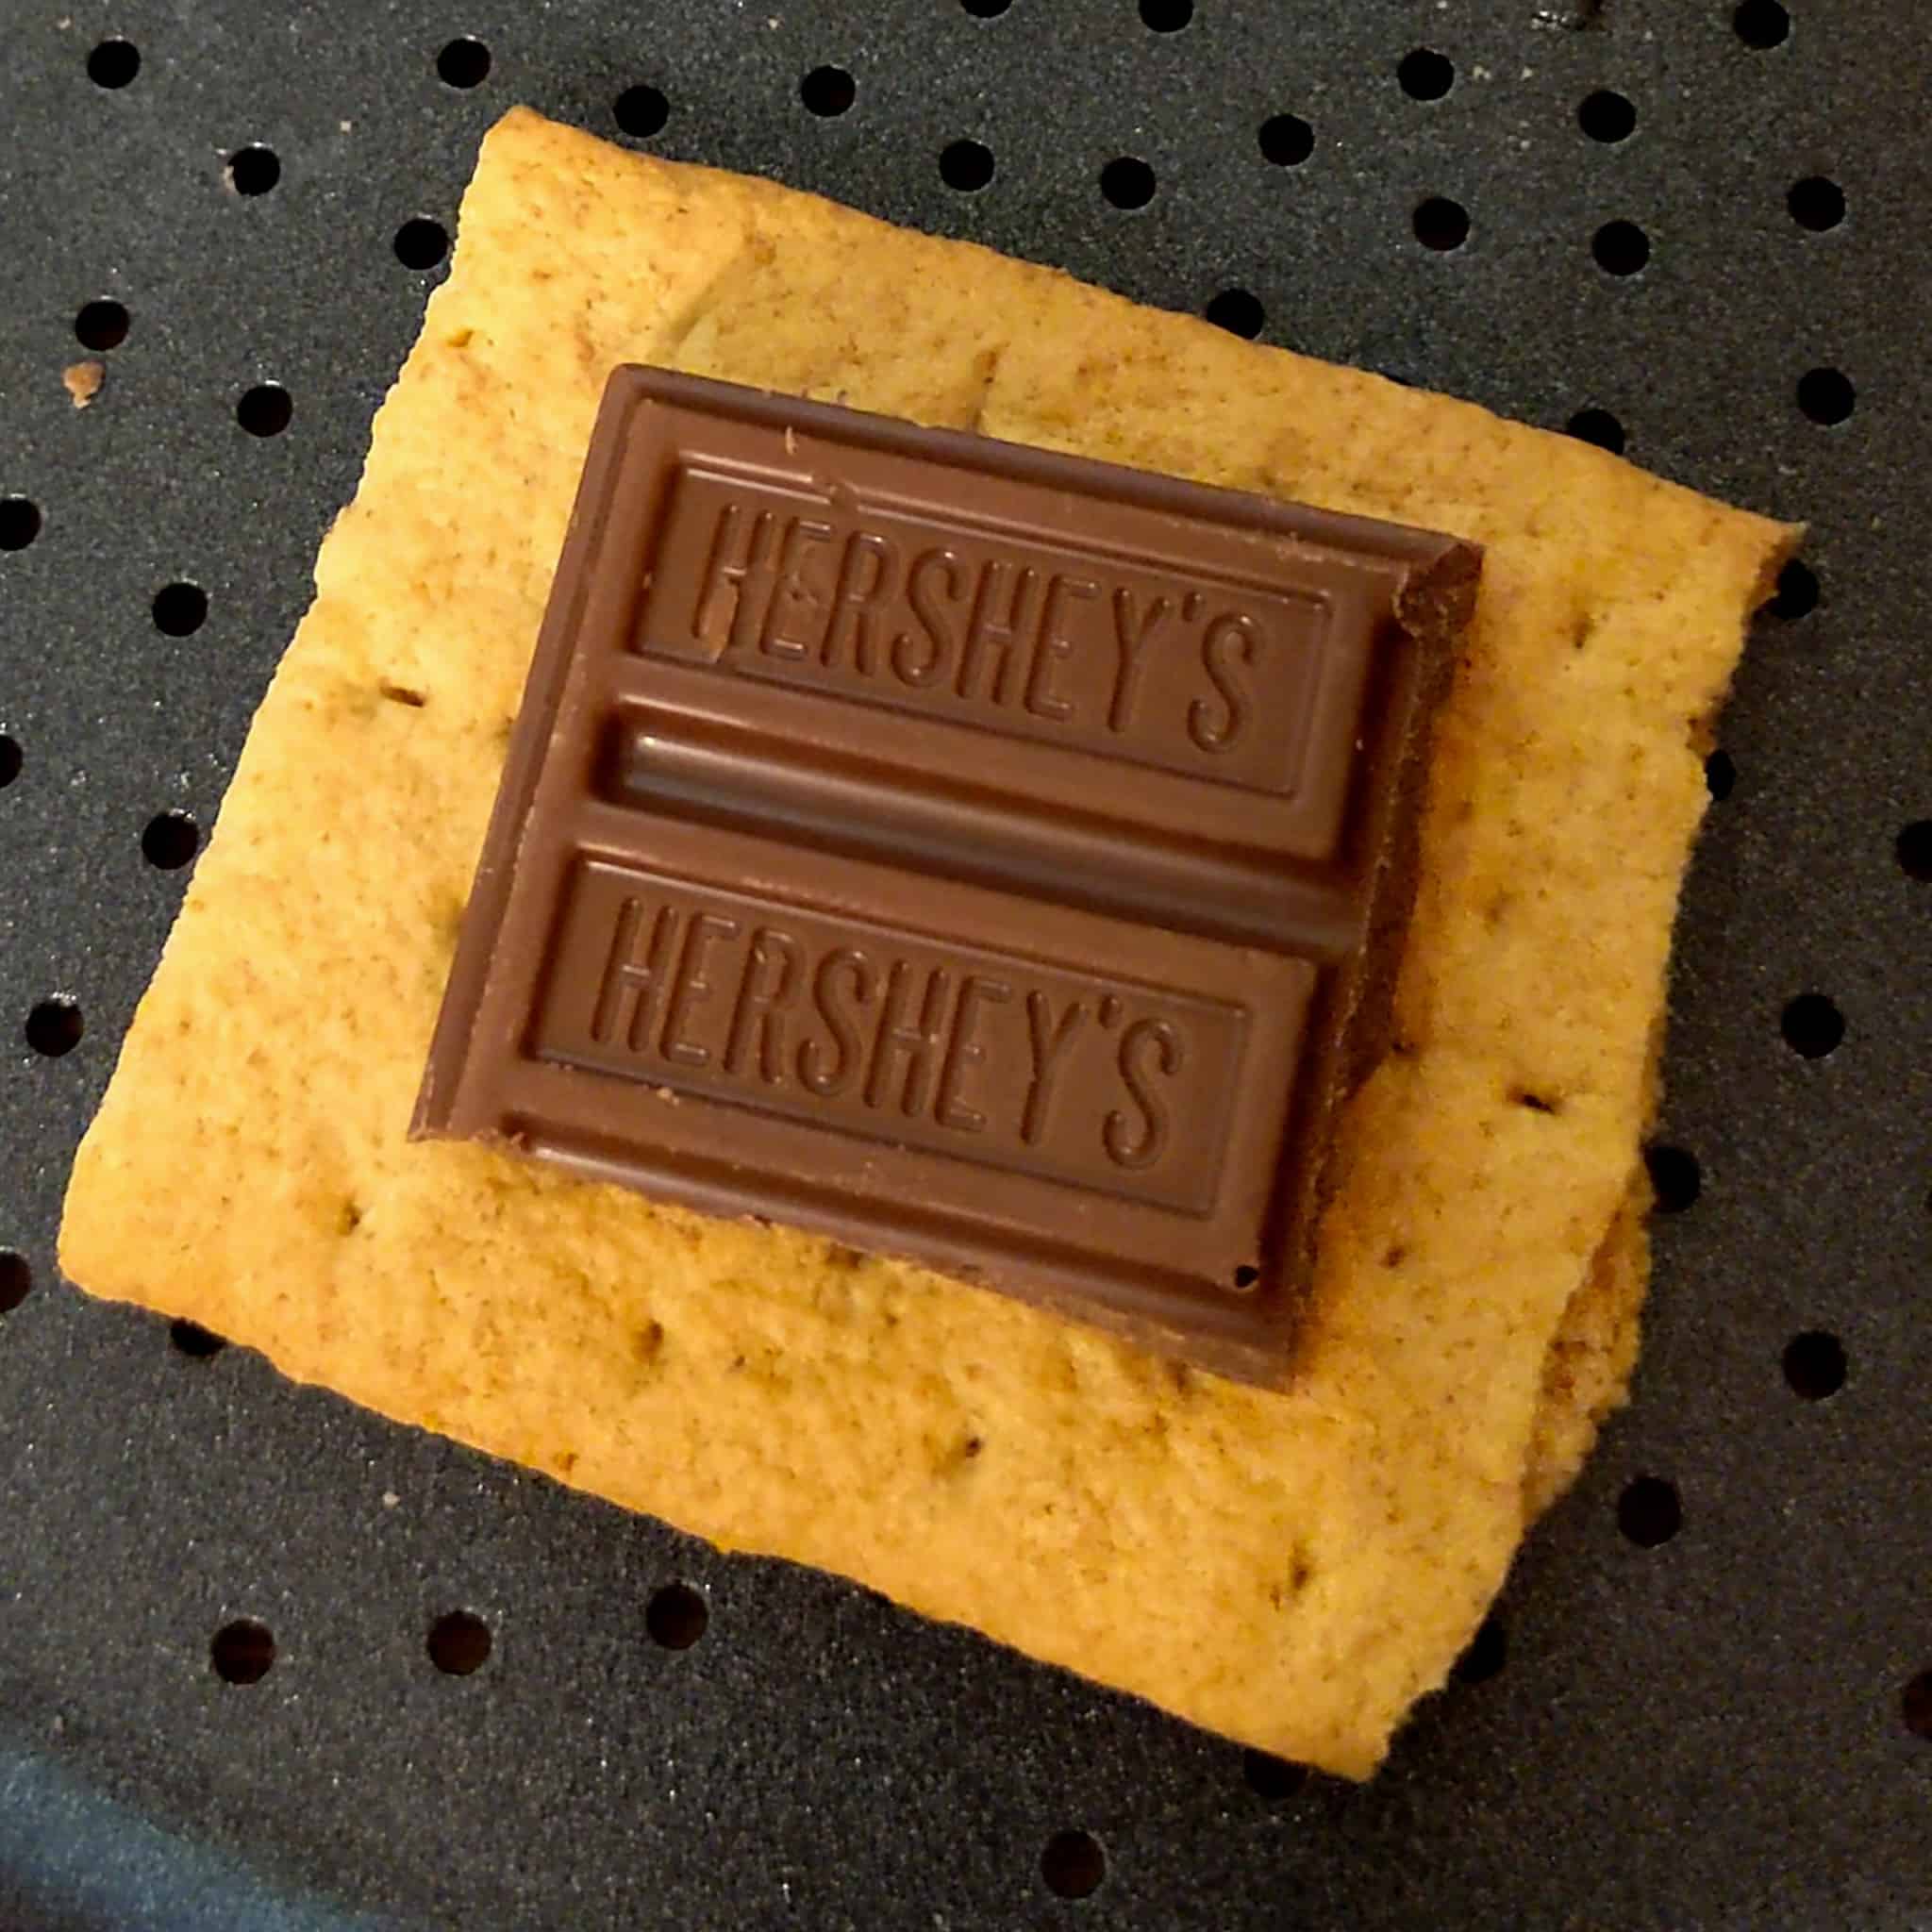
left=414, top=368, right=1480, bottom=1384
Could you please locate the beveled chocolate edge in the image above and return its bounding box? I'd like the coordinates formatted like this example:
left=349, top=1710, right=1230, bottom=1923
left=629, top=366, right=1480, bottom=600
left=414, top=372, right=657, bottom=1136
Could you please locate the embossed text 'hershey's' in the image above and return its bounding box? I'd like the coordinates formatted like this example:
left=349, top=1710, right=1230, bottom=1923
left=533, top=859, right=1248, bottom=1214
left=417, top=367, right=1482, bottom=1382
left=633, top=466, right=1330, bottom=796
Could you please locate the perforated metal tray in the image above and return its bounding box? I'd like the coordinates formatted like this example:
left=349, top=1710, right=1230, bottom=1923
left=2, top=3, right=1926, bottom=1926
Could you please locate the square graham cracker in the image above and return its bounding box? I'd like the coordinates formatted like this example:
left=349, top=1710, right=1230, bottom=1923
left=59, top=108, right=1794, bottom=1777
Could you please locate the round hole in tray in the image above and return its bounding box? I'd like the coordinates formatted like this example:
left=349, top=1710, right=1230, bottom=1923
left=1578, top=90, right=1636, bottom=142
left=1453, top=1611, right=1507, bottom=1684
left=940, top=140, right=994, bottom=192
left=1100, top=157, right=1156, bottom=209
left=614, top=85, right=669, bottom=139
left=427, top=1610, right=492, bottom=1675
left=1644, top=1143, right=1701, bottom=1213
left=1771, top=558, right=1818, bottom=619
left=75, top=299, right=128, bottom=350
left=1896, top=820, right=1932, bottom=883
left=1041, top=1829, right=1107, bottom=1900
left=1733, top=0, right=1790, bottom=49
left=1705, top=750, right=1735, bottom=800
left=170, top=1318, right=226, bottom=1359
left=1566, top=407, right=1625, bottom=453
left=1205, top=289, right=1264, bottom=339
left=25, top=998, right=82, bottom=1058
left=1399, top=49, right=1454, bottom=101
left=960, top=0, right=1011, bottom=13
left=1241, top=1751, right=1307, bottom=1802
left=142, top=810, right=200, bottom=870
left=87, top=38, right=140, bottom=89
left=1780, top=992, right=1843, bottom=1059
left=0, top=497, right=42, bottom=550
left=0, top=735, right=19, bottom=788
left=393, top=217, right=449, bottom=270
left=1141, top=0, right=1192, bottom=31
left=1788, top=176, right=1844, bottom=231
left=1617, top=1475, right=1682, bottom=1548
left=152, top=582, right=208, bottom=636
left=646, top=1582, right=709, bottom=1650
left=1901, top=1672, right=1932, bottom=1741
left=800, top=65, right=856, bottom=118
left=211, top=1619, right=275, bottom=1685
left=1797, top=367, right=1855, bottom=425
left=436, top=37, right=491, bottom=89
left=1592, top=219, right=1649, bottom=275
left=237, top=383, right=291, bottom=437
left=1257, top=113, right=1313, bottom=167
left=1413, top=196, right=1469, bottom=251
left=1782, top=1331, right=1846, bottom=1401
left=226, top=145, right=280, bottom=196
left=0, top=1251, right=31, bottom=1314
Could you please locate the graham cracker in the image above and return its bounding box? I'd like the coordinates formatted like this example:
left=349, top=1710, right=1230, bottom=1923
left=58, top=108, right=1793, bottom=1777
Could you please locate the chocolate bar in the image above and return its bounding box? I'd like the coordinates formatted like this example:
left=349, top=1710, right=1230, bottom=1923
left=414, top=367, right=1480, bottom=1383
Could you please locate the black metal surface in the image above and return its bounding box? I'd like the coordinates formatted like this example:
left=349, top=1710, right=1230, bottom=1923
left=1, top=3, right=1925, bottom=1926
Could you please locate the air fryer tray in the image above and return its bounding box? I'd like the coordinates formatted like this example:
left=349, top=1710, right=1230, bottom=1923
left=1, top=3, right=1925, bottom=1926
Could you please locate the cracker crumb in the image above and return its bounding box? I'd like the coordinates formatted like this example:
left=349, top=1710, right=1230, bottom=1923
left=381, top=1490, right=400, bottom=1508
left=63, top=360, right=104, bottom=408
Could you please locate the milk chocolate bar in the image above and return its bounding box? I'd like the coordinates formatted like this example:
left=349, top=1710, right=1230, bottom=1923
left=414, top=367, right=1480, bottom=1383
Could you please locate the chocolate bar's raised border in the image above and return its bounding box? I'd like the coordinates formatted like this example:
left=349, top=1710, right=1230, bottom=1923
left=415, top=367, right=1479, bottom=1383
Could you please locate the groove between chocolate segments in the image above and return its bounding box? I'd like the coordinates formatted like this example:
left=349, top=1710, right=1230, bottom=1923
left=414, top=367, right=1481, bottom=1384
left=598, top=705, right=1365, bottom=959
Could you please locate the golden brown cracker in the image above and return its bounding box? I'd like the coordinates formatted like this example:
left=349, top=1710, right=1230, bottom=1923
left=60, top=108, right=1793, bottom=1776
